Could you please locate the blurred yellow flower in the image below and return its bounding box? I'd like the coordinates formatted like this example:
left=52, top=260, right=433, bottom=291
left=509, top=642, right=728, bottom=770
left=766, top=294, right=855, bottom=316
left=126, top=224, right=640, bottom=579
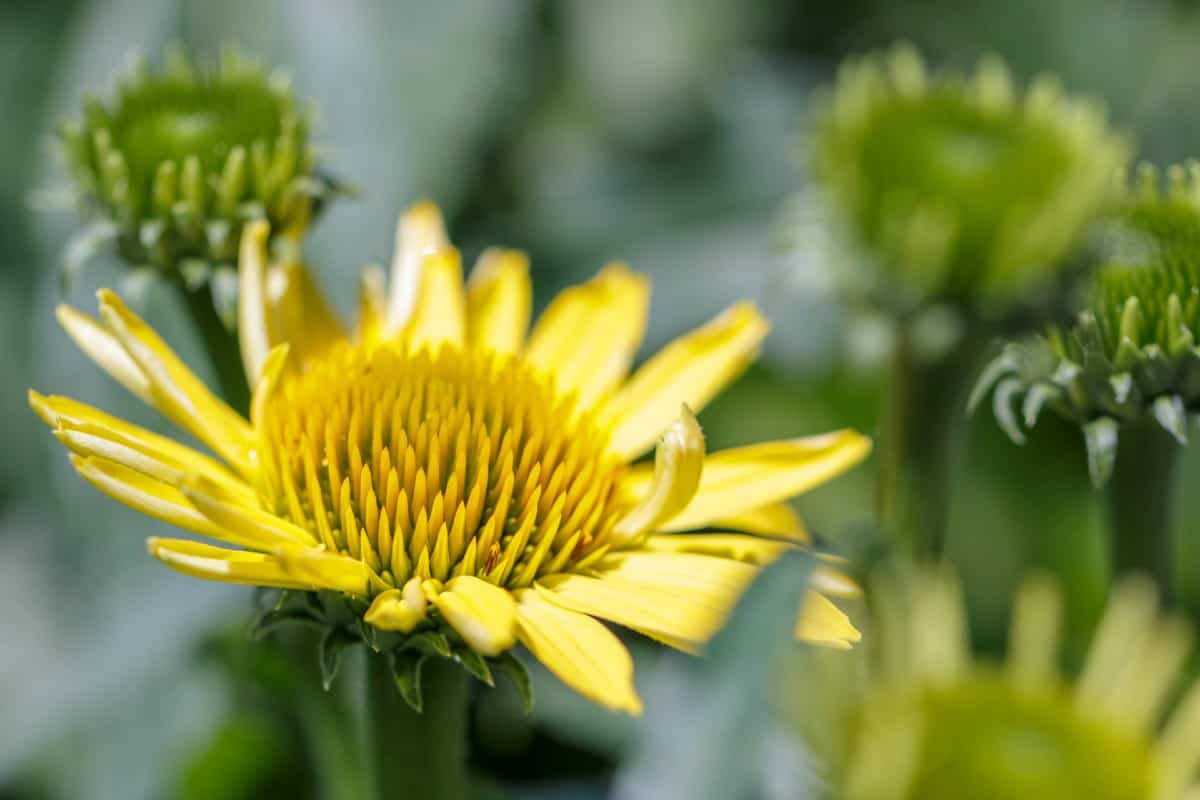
left=839, top=568, right=1200, bottom=800
left=30, top=201, right=870, bottom=713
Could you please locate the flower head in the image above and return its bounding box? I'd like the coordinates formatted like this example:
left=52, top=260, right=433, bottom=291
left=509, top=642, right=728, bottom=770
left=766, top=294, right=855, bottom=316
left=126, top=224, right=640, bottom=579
left=832, top=568, right=1200, bottom=800
left=30, top=202, right=870, bottom=713
left=811, top=43, right=1127, bottom=316
left=56, top=45, right=339, bottom=295
left=971, top=163, right=1200, bottom=484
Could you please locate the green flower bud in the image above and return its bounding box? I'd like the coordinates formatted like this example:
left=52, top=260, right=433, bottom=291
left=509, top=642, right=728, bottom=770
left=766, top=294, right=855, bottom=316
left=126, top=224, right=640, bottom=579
left=811, top=43, right=1129, bottom=317
left=972, top=163, right=1200, bottom=485
left=56, top=45, right=342, bottom=290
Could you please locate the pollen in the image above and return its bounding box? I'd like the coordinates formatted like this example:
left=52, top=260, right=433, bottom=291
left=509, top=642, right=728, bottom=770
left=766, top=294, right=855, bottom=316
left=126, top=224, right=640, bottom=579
left=260, top=342, right=628, bottom=592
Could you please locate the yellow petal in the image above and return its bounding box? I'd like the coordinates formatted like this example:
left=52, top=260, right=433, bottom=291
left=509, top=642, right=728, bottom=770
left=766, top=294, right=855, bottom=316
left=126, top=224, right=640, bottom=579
left=795, top=590, right=861, bottom=649
left=275, top=547, right=377, bottom=596
left=148, top=537, right=315, bottom=590
left=514, top=588, right=642, bottom=714
left=466, top=248, right=531, bottom=355
left=606, top=302, right=769, bottom=459
left=31, top=392, right=253, bottom=503
left=364, top=578, right=428, bottom=632
left=657, top=430, right=872, bottom=532
left=56, top=304, right=153, bottom=405
left=355, top=264, right=388, bottom=348
left=525, top=264, right=650, bottom=408
left=538, top=550, right=758, bottom=651
left=428, top=575, right=517, bottom=656
left=249, top=344, right=290, bottom=432
left=611, top=405, right=704, bottom=545
left=404, top=249, right=466, bottom=352
left=96, top=290, right=256, bottom=471
left=238, top=220, right=273, bottom=386
left=263, top=259, right=344, bottom=372
left=712, top=502, right=809, bottom=543
left=642, top=532, right=791, bottom=565
left=386, top=200, right=449, bottom=332
left=181, top=475, right=318, bottom=549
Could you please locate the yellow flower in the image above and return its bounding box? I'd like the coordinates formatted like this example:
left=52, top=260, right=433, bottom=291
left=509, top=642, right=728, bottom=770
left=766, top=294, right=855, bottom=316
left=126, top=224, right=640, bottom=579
left=30, top=201, right=870, bottom=714
left=835, top=568, right=1200, bottom=800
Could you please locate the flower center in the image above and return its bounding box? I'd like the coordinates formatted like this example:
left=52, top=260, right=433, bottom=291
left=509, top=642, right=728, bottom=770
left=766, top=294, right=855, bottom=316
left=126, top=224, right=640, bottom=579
left=260, top=342, right=629, bottom=592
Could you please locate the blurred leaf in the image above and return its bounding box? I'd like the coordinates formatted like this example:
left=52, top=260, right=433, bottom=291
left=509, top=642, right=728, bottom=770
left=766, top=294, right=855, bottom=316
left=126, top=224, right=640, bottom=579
left=611, top=550, right=816, bottom=800
left=490, top=652, right=534, bottom=715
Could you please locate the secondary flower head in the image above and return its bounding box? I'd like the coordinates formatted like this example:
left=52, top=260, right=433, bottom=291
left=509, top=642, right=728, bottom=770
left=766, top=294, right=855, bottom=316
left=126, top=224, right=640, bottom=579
left=30, top=201, right=871, bottom=713
left=834, top=568, right=1200, bottom=800
left=56, top=45, right=339, bottom=293
left=971, top=163, right=1200, bottom=485
left=811, top=43, right=1127, bottom=317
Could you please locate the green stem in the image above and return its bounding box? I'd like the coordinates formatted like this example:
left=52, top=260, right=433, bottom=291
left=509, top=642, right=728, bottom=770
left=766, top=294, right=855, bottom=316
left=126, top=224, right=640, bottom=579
left=177, top=280, right=251, bottom=414
left=1107, top=419, right=1180, bottom=602
left=366, top=654, right=470, bottom=800
left=876, top=323, right=986, bottom=559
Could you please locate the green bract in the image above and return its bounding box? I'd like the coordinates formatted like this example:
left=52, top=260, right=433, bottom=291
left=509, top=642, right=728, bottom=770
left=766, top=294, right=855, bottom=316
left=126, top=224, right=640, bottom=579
left=812, top=44, right=1128, bottom=315
left=57, top=46, right=339, bottom=292
left=972, top=164, right=1200, bottom=485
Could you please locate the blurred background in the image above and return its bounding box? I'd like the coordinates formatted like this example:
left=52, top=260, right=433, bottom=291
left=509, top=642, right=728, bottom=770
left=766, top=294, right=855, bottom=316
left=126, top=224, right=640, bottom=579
left=4, top=0, right=1200, bottom=797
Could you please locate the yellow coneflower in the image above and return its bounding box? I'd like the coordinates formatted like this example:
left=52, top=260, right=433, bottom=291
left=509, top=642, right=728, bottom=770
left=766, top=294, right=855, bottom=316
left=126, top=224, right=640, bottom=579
left=833, top=568, right=1200, bottom=800
left=30, top=201, right=870, bottom=714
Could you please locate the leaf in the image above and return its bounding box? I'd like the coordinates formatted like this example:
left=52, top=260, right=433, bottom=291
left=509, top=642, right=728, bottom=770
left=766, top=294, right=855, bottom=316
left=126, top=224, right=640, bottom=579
left=453, top=648, right=494, bottom=687
left=490, top=652, right=534, bottom=715
left=611, top=551, right=815, bottom=800
left=405, top=630, right=452, bottom=659
left=318, top=628, right=357, bottom=691
left=248, top=606, right=322, bottom=641
left=390, top=649, right=429, bottom=713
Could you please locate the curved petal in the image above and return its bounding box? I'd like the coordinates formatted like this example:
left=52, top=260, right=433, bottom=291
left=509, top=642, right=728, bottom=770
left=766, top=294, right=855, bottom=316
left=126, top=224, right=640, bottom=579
left=55, top=304, right=152, bottom=405
left=795, top=591, right=861, bottom=649
left=466, top=248, right=531, bottom=356
left=364, top=578, right=428, bottom=633
left=148, top=537, right=316, bottom=590
left=606, top=302, right=769, bottom=459
left=611, top=405, right=704, bottom=545
left=514, top=588, right=641, bottom=714
left=653, top=430, right=872, bottom=532
left=404, top=249, right=466, bottom=352
left=538, top=550, right=758, bottom=651
left=238, top=220, right=273, bottom=386
left=181, top=475, right=318, bottom=549
left=712, top=502, right=809, bottom=543
left=427, top=575, right=517, bottom=656
left=525, top=264, right=650, bottom=409
left=386, top=200, right=449, bottom=333
left=275, top=547, right=378, bottom=597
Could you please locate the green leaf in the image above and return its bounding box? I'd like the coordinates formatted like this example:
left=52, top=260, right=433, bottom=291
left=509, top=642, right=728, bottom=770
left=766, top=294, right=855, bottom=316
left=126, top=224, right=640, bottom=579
left=248, top=606, right=322, bottom=641
left=454, top=648, right=494, bottom=687
left=318, top=628, right=357, bottom=691
left=1083, top=416, right=1120, bottom=488
left=490, top=652, right=534, bottom=715
left=389, top=649, right=429, bottom=713
left=405, top=630, right=452, bottom=659
left=611, top=551, right=815, bottom=800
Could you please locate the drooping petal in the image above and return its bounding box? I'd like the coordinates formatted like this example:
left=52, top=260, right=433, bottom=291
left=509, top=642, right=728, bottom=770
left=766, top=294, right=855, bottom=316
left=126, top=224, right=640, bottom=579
left=525, top=264, right=650, bottom=409
left=148, top=537, right=316, bottom=590
left=96, top=290, right=256, bottom=472
left=514, top=588, right=642, bottom=714
left=386, top=200, right=449, bottom=333
left=606, top=302, right=770, bottom=459
left=466, top=248, right=531, bottom=356
left=427, top=575, right=517, bottom=656
left=55, top=304, right=153, bottom=405
left=404, top=249, right=466, bottom=352
left=364, top=578, right=428, bottom=633
left=611, top=405, right=704, bottom=545
left=652, top=430, right=872, bottom=532
left=538, top=550, right=758, bottom=651
left=795, top=590, right=861, bottom=649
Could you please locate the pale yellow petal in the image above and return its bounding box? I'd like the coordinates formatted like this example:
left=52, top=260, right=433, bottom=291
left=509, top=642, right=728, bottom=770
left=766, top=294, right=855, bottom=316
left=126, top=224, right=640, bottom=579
left=364, top=578, right=429, bottom=633
left=428, top=575, right=517, bottom=656
left=538, top=550, right=758, bottom=651
left=181, top=475, right=318, bottom=549
left=525, top=264, right=650, bottom=408
left=606, top=302, right=769, bottom=459
left=96, top=290, right=256, bottom=471
left=514, top=588, right=642, bottom=714
left=386, top=200, right=449, bottom=332
left=712, top=502, right=809, bottom=543
left=55, top=304, right=152, bottom=405
left=249, top=344, right=290, bottom=432
left=238, top=220, right=272, bottom=386
left=355, top=264, right=388, bottom=348
left=148, top=537, right=315, bottom=590
left=404, top=249, right=466, bottom=351
left=611, top=405, right=704, bottom=545
left=263, top=259, right=344, bottom=372
left=466, top=248, right=531, bottom=355
left=658, top=430, right=872, bottom=532
left=795, top=590, right=861, bottom=649
left=275, top=547, right=377, bottom=596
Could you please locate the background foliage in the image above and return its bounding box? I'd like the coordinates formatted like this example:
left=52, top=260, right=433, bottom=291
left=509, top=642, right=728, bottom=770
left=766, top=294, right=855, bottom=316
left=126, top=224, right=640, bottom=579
left=4, top=1, right=1200, bottom=797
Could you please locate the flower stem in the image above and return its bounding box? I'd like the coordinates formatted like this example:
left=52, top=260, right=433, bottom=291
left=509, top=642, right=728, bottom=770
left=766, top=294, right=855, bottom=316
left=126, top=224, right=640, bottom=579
left=365, top=654, right=470, bottom=800
left=177, top=280, right=251, bottom=415
left=876, top=323, right=985, bottom=559
left=1107, top=419, right=1180, bottom=603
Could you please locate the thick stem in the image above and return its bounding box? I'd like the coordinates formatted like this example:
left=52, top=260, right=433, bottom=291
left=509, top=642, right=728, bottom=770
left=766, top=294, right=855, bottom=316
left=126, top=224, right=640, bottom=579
left=876, top=324, right=986, bottom=559
left=178, top=281, right=251, bottom=414
left=1107, top=419, right=1180, bottom=602
left=366, top=654, right=470, bottom=800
